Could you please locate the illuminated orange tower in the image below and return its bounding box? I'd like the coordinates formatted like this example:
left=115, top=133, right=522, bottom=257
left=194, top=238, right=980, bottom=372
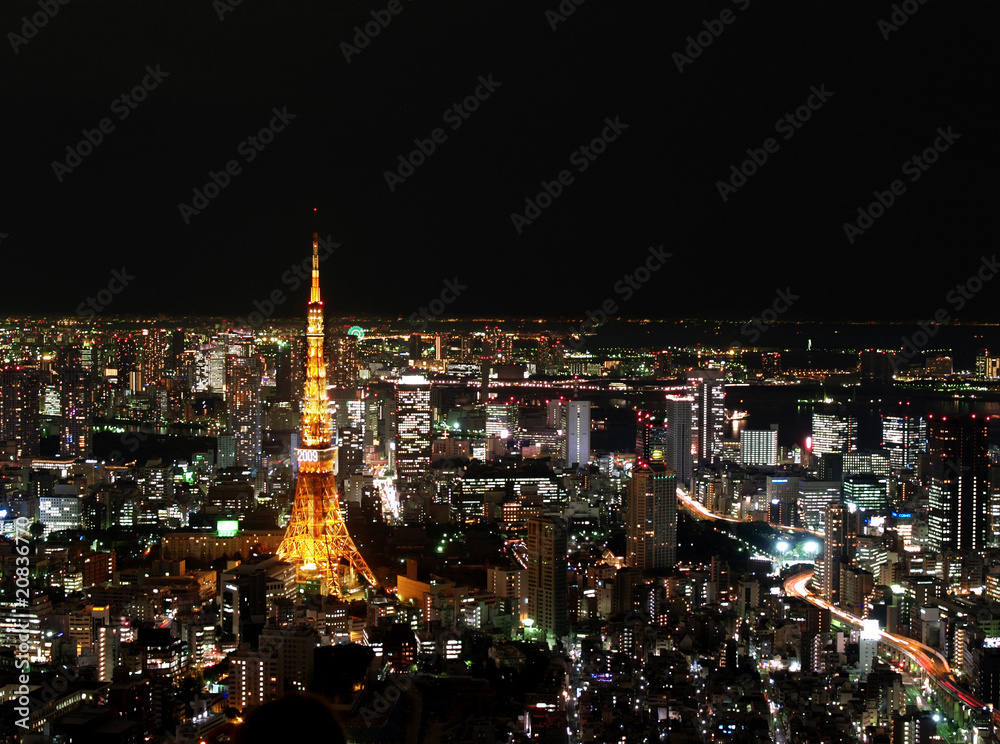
left=277, top=230, right=379, bottom=596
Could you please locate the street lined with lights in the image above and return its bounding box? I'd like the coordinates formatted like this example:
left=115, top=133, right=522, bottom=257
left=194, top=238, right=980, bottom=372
left=785, top=569, right=995, bottom=725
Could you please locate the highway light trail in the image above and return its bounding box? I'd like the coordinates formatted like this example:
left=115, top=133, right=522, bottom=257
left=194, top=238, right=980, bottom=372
left=784, top=569, right=994, bottom=720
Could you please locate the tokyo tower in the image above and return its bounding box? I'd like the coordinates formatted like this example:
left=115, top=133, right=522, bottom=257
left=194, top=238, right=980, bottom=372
left=277, top=229, right=379, bottom=596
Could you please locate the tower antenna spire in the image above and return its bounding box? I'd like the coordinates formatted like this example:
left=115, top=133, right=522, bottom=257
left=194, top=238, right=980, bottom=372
left=310, top=207, right=321, bottom=303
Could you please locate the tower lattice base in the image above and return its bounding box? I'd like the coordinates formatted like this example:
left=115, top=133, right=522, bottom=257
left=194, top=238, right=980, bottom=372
left=277, top=469, right=378, bottom=597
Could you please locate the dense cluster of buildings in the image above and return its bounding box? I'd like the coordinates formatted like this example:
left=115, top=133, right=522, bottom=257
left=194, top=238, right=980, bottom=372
left=2, top=314, right=1000, bottom=743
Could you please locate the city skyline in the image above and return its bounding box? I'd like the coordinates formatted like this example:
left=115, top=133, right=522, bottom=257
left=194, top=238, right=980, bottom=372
left=4, top=3, right=1000, bottom=742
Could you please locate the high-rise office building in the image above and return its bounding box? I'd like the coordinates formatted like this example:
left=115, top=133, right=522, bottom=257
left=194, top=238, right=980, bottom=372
left=486, top=400, right=519, bottom=439
left=843, top=451, right=891, bottom=478
left=115, top=333, right=140, bottom=390
left=927, top=415, right=989, bottom=553
left=740, top=428, right=778, bottom=467
left=193, top=344, right=226, bottom=393
left=797, top=479, right=842, bottom=532
left=860, top=619, right=879, bottom=674
left=689, top=376, right=725, bottom=467
left=766, top=476, right=800, bottom=527
left=843, top=474, right=889, bottom=513
left=527, top=514, right=567, bottom=642
left=663, top=395, right=694, bottom=484
left=395, top=374, right=431, bottom=482
left=812, top=411, right=858, bottom=455
left=546, top=399, right=567, bottom=429
left=881, top=414, right=926, bottom=471
left=328, top=333, right=359, bottom=389
left=823, top=501, right=846, bottom=605
left=636, top=411, right=666, bottom=462
left=141, top=328, right=166, bottom=386
left=626, top=463, right=677, bottom=571
left=0, top=365, right=41, bottom=459
left=567, top=400, right=590, bottom=468
left=217, top=434, right=236, bottom=469
left=59, top=363, right=92, bottom=458
left=227, top=355, right=263, bottom=470
left=976, top=350, right=1000, bottom=380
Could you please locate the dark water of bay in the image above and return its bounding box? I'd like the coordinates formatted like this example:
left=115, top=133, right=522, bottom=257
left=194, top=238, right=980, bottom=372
left=725, top=383, right=1000, bottom=451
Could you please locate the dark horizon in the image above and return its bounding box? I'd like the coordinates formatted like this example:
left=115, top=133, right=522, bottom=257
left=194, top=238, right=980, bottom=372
left=1, top=1, right=996, bottom=322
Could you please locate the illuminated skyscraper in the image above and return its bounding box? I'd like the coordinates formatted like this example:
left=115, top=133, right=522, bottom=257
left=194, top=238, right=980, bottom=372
left=976, top=350, right=1000, bottom=380
left=567, top=400, right=590, bottom=467
left=663, top=395, right=693, bottom=483
left=193, top=344, right=226, bottom=393
left=927, top=415, right=989, bottom=553
left=395, top=374, right=431, bottom=483
left=328, top=332, right=359, bottom=388
left=636, top=411, right=667, bottom=462
left=626, top=462, right=677, bottom=570
left=689, top=376, right=725, bottom=467
left=843, top=474, right=889, bottom=513
left=486, top=400, right=519, bottom=439
left=812, top=411, right=858, bottom=455
left=823, top=500, right=846, bottom=605
left=116, top=333, right=140, bottom=390
left=141, top=328, right=166, bottom=386
left=527, top=514, right=567, bottom=642
left=546, top=399, right=567, bottom=429
left=881, top=414, right=926, bottom=471
left=59, top=362, right=92, bottom=458
left=860, top=619, right=879, bottom=674
left=740, top=428, right=778, bottom=466
left=277, top=230, right=378, bottom=596
left=0, top=366, right=41, bottom=460
left=227, top=355, right=263, bottom=470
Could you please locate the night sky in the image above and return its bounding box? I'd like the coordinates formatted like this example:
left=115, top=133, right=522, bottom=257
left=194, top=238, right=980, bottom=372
left=1, top=1, right=996, bottom=322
